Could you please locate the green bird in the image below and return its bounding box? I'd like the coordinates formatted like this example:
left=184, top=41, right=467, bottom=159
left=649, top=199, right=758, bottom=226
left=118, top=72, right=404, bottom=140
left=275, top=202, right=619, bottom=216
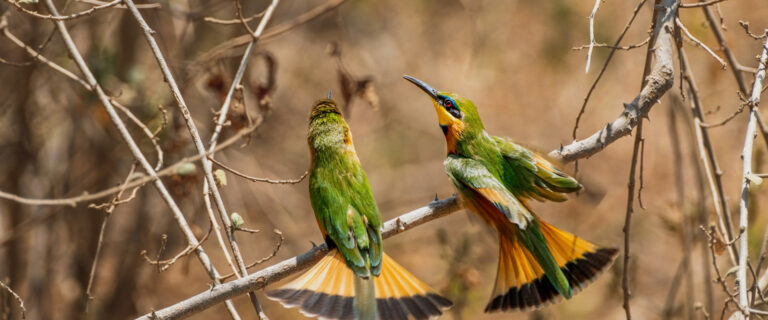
left=404, top=76, right=618, bottom=312
left=267, top=97, right=453, bottom=320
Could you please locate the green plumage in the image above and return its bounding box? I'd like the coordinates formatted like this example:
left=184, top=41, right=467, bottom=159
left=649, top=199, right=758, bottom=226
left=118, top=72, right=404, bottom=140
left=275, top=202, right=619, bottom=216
left=307, top=99, right=382, bottom=278
left=402, top=76, right=583, bottom=301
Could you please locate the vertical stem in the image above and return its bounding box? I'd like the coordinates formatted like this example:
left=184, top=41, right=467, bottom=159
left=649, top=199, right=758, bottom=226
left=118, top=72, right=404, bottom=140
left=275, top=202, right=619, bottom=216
left=623, top=119, right=644, bottom=320
left=737, top=30, right=768, bottom=319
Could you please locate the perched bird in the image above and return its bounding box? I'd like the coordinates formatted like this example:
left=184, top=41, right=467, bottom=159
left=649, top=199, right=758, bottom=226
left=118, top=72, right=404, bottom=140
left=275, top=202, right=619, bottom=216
left=403, top=76, right=618, bottom=313
left=267, top=98, right=453, bottom=320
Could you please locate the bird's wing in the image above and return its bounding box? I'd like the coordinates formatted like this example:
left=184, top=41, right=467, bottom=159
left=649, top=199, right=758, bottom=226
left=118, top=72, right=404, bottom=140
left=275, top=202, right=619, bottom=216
left=444, top=155, right=532, bottom=229
left=492, top=135, right=581, bottom=202
left=309, top=154, right=381, bottom=277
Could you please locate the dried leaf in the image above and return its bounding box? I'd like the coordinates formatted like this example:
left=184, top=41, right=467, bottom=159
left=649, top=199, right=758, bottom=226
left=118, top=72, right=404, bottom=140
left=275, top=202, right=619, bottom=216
left=713, top=233, right=727, bottom=256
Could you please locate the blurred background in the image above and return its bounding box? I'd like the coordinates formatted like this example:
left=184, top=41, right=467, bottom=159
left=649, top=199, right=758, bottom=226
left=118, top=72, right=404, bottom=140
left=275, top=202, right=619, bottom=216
left=1, top=0, right=767, bottom=319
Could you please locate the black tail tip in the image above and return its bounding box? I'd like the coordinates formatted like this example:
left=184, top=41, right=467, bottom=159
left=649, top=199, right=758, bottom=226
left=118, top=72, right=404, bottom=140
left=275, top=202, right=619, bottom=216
left=484, top=247, right=619, bottom=313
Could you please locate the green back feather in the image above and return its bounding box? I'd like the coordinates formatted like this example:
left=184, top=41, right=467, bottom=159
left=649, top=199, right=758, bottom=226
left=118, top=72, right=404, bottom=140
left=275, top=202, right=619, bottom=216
left=308, top=99, right=383, bottom=278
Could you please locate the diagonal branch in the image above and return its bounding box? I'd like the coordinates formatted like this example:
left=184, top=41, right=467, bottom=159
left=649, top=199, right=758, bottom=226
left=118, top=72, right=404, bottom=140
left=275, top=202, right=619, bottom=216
left=40, top=0, right=242, bottom=317
left=134, top=196, right=462, bottom=320
left=551, top=0, right=679, bottom=163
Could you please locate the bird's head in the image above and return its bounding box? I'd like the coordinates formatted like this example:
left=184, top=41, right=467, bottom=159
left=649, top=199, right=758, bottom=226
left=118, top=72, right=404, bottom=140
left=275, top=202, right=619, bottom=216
left=404, top=76, right=484, bottom=152
left=308, top=97, right=355, bottom=157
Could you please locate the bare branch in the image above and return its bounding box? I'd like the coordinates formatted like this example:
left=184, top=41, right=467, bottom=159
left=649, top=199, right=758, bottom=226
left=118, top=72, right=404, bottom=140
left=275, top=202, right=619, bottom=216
left=553, top=0, right=678, bottom=163
left=134, top=196, right=462, bottom=320
left=4, top=0, right=122, bottom=20
left=572, top=37, right=650, bottom=51
left=738, top=21, right=767, bottom=40
left=571, top=0, right=650, bottom=144
left=677, top=18, right=727, bottom=69
left=585, top=0, right=602, bottom=73
left=208, top=157, right=307, bottom=184
left=680, top=0, right=729, bottom=8
left=193, top=0, right=345, bottom=66
left=204, top=8, right=265, bottom=25
left=0, top=280, right=26, bottom=319
left=220, top=229, right=285, bottom=281
left=736, top=29, right=768, bottom=318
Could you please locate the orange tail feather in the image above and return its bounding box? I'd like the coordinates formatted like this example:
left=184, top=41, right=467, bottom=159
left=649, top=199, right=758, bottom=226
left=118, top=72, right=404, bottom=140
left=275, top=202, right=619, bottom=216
left=485, top=221, right=618, bottom=312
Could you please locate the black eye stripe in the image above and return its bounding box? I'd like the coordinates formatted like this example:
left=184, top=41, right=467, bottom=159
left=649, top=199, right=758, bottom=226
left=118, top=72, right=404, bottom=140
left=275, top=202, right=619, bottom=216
left=439, top=96, right=462, bottom=118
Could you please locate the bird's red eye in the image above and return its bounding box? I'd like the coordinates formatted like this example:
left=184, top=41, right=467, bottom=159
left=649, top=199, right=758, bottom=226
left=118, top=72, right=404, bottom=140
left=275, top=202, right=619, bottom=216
left=445, top=100, right=453, bottom=107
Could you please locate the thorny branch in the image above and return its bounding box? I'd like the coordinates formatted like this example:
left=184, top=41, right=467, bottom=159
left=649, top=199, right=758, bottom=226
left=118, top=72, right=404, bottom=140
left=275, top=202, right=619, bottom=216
left=569, top=0, right=649, bottom=144
left=553, top=0, right=678, bottom=163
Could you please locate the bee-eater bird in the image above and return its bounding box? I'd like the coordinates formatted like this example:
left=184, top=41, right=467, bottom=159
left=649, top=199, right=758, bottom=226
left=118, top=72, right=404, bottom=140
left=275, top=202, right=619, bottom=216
left=403, top=75, right=618, bottom=312
left=267, top=98, right=453, bottom=320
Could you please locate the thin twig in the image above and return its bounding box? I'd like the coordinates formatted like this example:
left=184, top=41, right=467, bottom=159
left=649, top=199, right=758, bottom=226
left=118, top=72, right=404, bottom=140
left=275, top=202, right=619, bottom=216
left=77, top=0, right=159, bottom=9
left=134, top=196, right=462, bottom=320
left=738, top=21, right=767, bottom=40
left=572, top=37, right=651, bottom=51
left=677, top=18, right=727, bottom=69
left=1, top=25, right=92, bottom=90
left=0, top=280, right=26, bottom=319
left=204, top=9, right=265, bottom=25
left=638, top=138, right=647, bottom=209
left=193, top=0, right=345, bottom=67
left=623, top=119, right=644, bottom=320
left=585, top=0, right=602, bottom=73
left=700, top=103, right=746, bottom=128
left=680, top=0, right=729, bottom=8
left=676, top=41, right=738, bottom=265
left=140, top=226, right=213, bottom=272
left=5, top=0, right=121, bottom=20
left=220, top=229, right=284, bottom=281
left=83, top=164, right=139, bottom=314
left=208, top=157, right=307, bottom=184
left=113, top=102, right=164, bottom=170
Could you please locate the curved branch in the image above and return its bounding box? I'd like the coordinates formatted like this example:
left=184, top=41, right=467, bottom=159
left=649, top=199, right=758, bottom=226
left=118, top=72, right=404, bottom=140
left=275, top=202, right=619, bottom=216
left=550, top=0, right=679, bottom=163
left=134, top=196, right=462, bottom=320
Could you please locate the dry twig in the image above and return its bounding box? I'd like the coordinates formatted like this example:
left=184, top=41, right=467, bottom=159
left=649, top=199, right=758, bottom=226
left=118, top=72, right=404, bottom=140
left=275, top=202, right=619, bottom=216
left=585, top=0, right=602, bottom=73
left=5, top=0, right=122, bottom=21
left=209, top=157, right=307, bottom=184
left=0, top=280, right=26, bottom=319
left=676, top=18, right=727, bottom=69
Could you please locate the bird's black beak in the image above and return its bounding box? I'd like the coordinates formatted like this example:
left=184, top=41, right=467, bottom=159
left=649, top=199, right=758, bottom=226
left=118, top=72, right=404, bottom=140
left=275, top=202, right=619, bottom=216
left=403, top=75, right=439, bottom=100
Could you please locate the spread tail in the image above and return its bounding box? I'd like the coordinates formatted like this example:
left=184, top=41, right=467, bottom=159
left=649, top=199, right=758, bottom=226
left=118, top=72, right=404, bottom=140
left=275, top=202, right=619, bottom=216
left=267, top=251, right=452, bottom=320
left=267, top=251, right=357, bottom=319
left=485, top=220, right=618, bottom=313
left=373, top=253, right=453, bottom=320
